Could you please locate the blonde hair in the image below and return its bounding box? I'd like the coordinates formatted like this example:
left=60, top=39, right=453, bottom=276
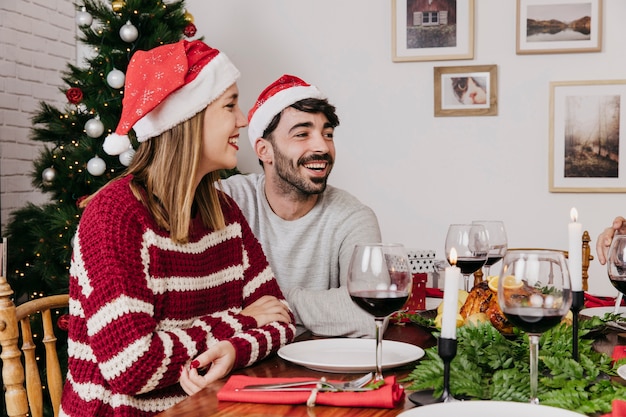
left=83, top=109, right=225, bottom=244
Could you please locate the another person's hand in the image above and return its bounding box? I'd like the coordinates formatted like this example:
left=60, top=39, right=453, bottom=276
left=179, top=340, right=236, bottom=395
left=241, top=295, right=292, bottom=327
left=596, top=216, right=626, bottom=265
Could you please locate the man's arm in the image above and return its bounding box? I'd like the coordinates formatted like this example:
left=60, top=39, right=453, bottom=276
left=597, top=216, right=626, bottom=264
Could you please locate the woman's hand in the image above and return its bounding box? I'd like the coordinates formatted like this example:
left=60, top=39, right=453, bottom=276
left=596, top=216, right=626, bottom=264
left=241, top=295, right=292, bottom=327
left=179, top=340, right=236, bottom=395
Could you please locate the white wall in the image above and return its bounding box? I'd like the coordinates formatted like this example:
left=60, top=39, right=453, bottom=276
left=187, top=0, right=625, bottom=296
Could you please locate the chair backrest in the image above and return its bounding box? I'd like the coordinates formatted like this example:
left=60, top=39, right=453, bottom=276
left=474, top=230, right=594, bottom=291
left=0, top=273, right=69, bottom=417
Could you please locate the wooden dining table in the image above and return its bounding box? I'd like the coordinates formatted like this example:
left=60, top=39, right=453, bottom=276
left=156, top=321, right=438, bottom=417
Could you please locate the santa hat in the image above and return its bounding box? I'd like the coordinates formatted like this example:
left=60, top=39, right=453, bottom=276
left=247, top=74, right=326, bottom=148
left=103, top=40, right=240, bottom=155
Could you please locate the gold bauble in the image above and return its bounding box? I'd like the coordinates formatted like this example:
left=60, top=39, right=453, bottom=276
left=111, top=0, right=125, bottom=12
left=184, top=10, right=194, bottom=23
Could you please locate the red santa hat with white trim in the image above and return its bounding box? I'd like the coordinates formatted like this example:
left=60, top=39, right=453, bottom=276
left=103, top=40, right=240, bottom=155
left=247, top=74, right=327, bottom=148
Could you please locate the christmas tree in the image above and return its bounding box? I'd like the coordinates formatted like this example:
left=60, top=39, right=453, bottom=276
left=3, top=0, right=197, bottom=304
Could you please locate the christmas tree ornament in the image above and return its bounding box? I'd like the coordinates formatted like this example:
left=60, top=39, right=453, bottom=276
left=84, top=117, right=105, bottom=138
left=87, top=156, right=106, bottom=176
left=75, top=7, right=93, bottom=27
left=184, top=23, right=197, bottom=38
left=65, top=87, right=83, bottom=104
left=42, top=167, right=56, bottom=185
left=119, top=20, right=138, bottom=43
left=119, top=147, right=136, bottom=166
left=106, top=68, right=125, bottom=89
left=111, top=0, right=126, bottom=12
left=184, top=10, right=194, bottom=23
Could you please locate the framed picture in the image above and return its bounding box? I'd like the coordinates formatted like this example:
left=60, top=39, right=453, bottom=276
left=549, top=80, right=626, bottom=193
left=434, top=65, right=497, bottom=117
left=516, top=0, right=602, bottom=55
left=392, top=0, right=474, bottom=62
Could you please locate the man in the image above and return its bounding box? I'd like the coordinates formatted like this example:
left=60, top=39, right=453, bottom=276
left=596, top=216, right=626, bottom=264
left=220, top=74, right=381, bottom=337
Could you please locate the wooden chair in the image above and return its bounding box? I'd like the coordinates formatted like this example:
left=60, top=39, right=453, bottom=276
left=474, top=230, right=594, bottom=291
left=0, top=272, right=69, bottom=417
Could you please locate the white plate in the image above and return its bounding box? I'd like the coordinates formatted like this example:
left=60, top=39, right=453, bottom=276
left=277, top=339, right=424, bottom=373
left=618, top=364, right=626, bottom=381
left=398, top=401, right=583, bottom=416
left=580, top=306, right=626, bottom=318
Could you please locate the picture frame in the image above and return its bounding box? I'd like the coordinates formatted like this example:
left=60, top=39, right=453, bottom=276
left=392, top=0, right=474, bottom=62
left=433, top=65, right=497, bottom=117
left=516, top=0, right=602, bottom=55
left=549, top=80, right=626, bottom=193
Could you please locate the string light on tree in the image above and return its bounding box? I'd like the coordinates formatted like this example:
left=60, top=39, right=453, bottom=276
left=84, top=116, right=105, bottom=138
left=75, top=6, right=93, bottom=27
left=106, top=68, right=125, bottom=89
left=87, top=156, right=106, bottom=176
left=119, top=20, right=138, bottom=43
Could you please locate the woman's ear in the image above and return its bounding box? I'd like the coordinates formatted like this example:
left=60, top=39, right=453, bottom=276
left=255, top=138, right=273, bottom=165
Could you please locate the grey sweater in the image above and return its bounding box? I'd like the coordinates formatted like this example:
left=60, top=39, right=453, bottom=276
left=220, top=173, right=382, bottom=337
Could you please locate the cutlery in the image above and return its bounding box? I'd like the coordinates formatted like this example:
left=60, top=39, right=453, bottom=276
left=238, top=372, right=373, bottom=392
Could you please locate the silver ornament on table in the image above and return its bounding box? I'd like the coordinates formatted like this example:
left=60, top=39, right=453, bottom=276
left=75, top=7, right=93, bottom=27
left=85, top=117, right=105, bottom=138
left=119, top=20, right=138, bottom=43
left=106, top=68, right=125, bottom=89
left=119, top=147, right=135, bottom=167
left=42, top=167, right=56, bottom=185
left=87, top=156, right=106, bottom=176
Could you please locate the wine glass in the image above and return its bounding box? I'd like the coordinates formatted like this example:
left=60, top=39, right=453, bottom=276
left=498, top=250, right=572, bottom=404
left=445, top=224, right=489, bottom=291
left=607, top=235, right=626, bottom=300
left=347, top=243, right=412, bottom=382
left=472, top=220, right=508, bottom=278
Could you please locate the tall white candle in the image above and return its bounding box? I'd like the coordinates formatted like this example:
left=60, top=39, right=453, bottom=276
left=441, top=248, right=461, bottom=339
left=568, top=207, right=583, bottom=292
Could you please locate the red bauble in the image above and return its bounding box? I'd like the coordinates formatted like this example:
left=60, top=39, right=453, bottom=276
left=184, top=23, right=197, bottom=38
left=57, top=314, right=70, bottom=331
left=66, top=87, right=84, bottom=104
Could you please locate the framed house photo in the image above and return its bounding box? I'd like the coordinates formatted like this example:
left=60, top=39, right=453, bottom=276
left=549, top=80, right=626, bottom=193
left=434, top=65, right=497, bottom=117
left=392, top=0, right=474, bottom=62
left=516, top=0, right=602, bottom=55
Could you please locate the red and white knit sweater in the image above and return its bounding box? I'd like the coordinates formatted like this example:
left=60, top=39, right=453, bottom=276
left=59, top=176, right=295, bottom=417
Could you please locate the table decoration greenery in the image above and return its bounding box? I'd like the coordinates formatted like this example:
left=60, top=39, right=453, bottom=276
left=401, top=313, right=626, bottom=415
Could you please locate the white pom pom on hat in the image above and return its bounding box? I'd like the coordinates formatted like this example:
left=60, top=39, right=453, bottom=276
left=103, top=39, right=240, bottom=155
left=247, top=74, right=326, bottom=149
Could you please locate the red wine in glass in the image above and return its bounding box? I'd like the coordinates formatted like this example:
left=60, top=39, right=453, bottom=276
left=350, top=290, right=409, bottom=318
left=455, top=257, right=487, bottom=276
left=503, top=308, right=564, bottom=334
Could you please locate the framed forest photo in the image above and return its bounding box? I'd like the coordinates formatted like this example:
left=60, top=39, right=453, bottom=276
left=392, top=0, right=474, bottom=62
left=549, top=80, right=626, bottom=193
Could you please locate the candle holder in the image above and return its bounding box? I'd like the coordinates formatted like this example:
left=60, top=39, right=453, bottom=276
left=571, top=290, right=584, bottom=362
left=436, top=337, right=458, bottom=403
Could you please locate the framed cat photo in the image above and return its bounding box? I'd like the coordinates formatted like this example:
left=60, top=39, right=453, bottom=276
left=434, top=65, right=498, bottom=117
left=516, top=0, right=603, bottom=55
left=392, top=0, right=474, bottom=62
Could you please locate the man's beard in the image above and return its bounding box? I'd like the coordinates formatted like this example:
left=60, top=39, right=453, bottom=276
left=273, top=147, right=333, bottom=196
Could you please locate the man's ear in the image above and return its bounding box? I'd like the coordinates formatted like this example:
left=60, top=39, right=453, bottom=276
left=255, top=138, right=273, bottom=164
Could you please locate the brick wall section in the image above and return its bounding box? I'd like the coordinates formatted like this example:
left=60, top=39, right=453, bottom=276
left=0, top=0, right=76, bottom=234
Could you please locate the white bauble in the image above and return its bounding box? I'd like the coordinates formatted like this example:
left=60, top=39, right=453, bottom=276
left=42, top=167, right=56, bottom=184
left=76, top=8, right=93, bottom=27
left=119, top=21, right=138, bottom=43
left=119, top=147, right=135, bottom=167
left=87, top=156, right=106, bottom=176
left=85, top=118, right=105, bottom=138
left=106, top=68, right=125, bottom=89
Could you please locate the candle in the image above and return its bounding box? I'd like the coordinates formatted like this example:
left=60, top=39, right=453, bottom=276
left=441, top=248, right=461, bottom=339
left=568, top=207, right=583, bottom=292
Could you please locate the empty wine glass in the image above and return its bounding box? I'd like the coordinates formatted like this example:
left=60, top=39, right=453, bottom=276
left=498, top=250, right=572, bottom=404
left=607, top=235, right=626, bottom=299
left=445, top=224, right=489, bottom=291
left=347, top=243, right=412, bottom=382
left=472, top=220, right=508, bottom=278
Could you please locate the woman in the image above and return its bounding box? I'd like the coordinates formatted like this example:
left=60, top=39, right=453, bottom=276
left=59, top=40, right=295, bottom=417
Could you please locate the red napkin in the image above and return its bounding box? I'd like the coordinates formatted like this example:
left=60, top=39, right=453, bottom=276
left=612, top=346, right=626, bottom=362
left=601, top=399, right=626, bottom=417
left=217, top=375, right=404, bottom=408
left=425, top=288, right=443, bottom=298
left=585, top=293, right=625, bottom=308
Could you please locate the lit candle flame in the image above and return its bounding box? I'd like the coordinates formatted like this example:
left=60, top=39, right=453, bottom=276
left=570, top=207, right=578, bottom=223
left=450, top=247, right=457, bottom=266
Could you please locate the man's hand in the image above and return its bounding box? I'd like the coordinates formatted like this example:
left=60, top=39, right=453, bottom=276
left=596, top=216, right=626, bottom=265
left=241, top=295, right=292, bottom=327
